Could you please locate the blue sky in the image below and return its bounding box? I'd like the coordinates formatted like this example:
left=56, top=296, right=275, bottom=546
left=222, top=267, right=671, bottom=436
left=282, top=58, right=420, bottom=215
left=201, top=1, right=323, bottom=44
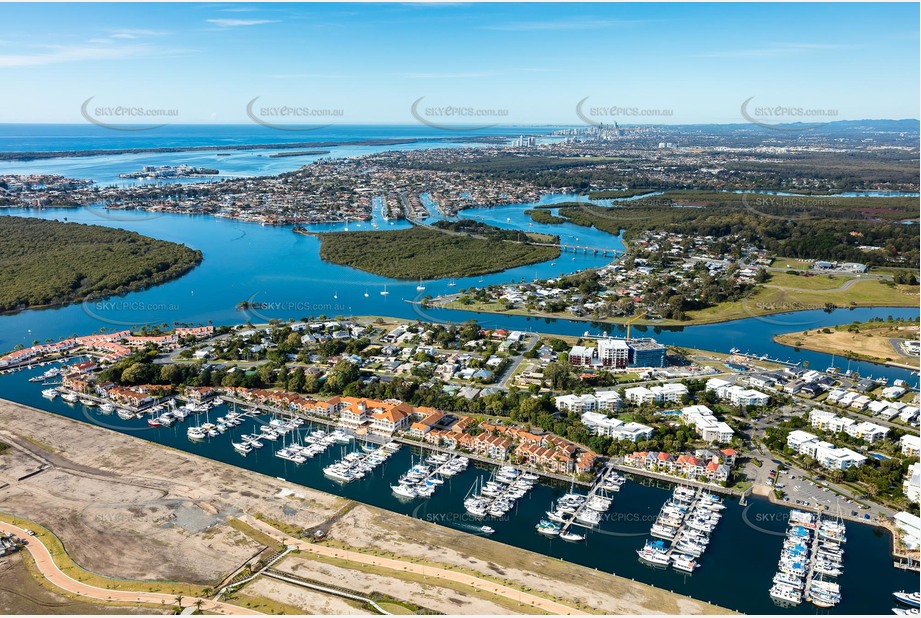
left=0, top=2, right=918, bottom=124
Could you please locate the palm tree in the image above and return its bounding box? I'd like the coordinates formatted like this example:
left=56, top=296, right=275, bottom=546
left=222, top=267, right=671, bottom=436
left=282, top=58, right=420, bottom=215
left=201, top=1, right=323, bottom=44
left=175, top=594, right=184, bottom=611
left=194, top=599, right=204, bottom=614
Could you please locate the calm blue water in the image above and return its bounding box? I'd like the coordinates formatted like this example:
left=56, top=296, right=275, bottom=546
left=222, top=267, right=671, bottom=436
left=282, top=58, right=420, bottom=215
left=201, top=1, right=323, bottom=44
left=0, top=124, right=564, bottom=187
left=0, top=126, right=918, bottom=612
left=0, top=363, right=915, bottom=615
left=0, top=201, right=917, bottom=385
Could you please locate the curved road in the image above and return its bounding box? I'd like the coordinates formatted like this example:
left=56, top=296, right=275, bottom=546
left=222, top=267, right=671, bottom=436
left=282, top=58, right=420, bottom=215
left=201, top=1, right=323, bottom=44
left=247, top=517, right=588, bottom=615
left=0, top=521, right=262, bottom=615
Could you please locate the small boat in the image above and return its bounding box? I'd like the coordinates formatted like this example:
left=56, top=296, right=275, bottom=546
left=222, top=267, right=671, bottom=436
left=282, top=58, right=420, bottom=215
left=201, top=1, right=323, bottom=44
left=232, top=442, right=252, bottom=454
left=637, top=540, right=670, bottom=566
left=671, top=553, right=698, bottom=573
left=41, top=388, right=58, bottom=399
left=559, top=530, right=585, bottom=542
left=535, top=519, right=561, bottom=536
left=416, top=278, right=426, bottom=291
left=380, top=285, right=389, bottom=296
left=98, top=402, right=115, bottom=414
left=479, top=525, right=495, bottom=535
left=391, top=483, right=417, bottom=498
left=79, top=397, right=96, bottom=407
left=895, top=592, right=921, bottom=608
left=770, top=583, right=802, bottom=605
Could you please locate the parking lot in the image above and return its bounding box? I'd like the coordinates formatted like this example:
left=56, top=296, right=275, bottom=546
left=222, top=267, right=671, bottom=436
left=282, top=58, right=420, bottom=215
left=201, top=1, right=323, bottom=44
left=770, top=467, right=880, bottom=522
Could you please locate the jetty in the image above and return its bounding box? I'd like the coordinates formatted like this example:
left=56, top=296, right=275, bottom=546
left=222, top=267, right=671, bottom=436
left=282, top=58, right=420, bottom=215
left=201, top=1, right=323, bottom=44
left=558, top=466, right=620, bottom=535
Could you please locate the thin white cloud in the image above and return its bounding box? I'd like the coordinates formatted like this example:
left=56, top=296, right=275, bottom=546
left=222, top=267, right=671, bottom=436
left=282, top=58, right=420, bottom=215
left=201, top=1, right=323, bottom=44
left=484, top=18, right=649, bottom=32
left=0, top=44, right=151, bottom=68
left=206, top=18, right=278, bottom=27
left=109, top=29, right=168, bottom=39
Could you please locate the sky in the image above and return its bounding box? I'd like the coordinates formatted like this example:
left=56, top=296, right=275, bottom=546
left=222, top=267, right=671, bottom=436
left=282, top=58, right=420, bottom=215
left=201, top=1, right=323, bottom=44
left=0, top=2, right=918, bottom=125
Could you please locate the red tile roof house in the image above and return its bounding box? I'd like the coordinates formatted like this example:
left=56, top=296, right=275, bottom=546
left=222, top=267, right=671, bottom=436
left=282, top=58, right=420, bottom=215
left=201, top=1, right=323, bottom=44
left=469, top=433, right=513, bottom=461
left=675, top=454, right=706, bottom=479
left=108, top=386, right=154, bottom=408
left=407, top=409, right=445, bottom=439
left=369, top=403, right=413, bottom=436
left=183, top=386, right=215, bottom=402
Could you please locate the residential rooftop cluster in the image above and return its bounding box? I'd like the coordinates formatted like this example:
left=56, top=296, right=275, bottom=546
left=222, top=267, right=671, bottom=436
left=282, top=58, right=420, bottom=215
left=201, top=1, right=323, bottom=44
left=0, top=147, right=546, bottom=225
left=442, top=230, right=768, bottom=322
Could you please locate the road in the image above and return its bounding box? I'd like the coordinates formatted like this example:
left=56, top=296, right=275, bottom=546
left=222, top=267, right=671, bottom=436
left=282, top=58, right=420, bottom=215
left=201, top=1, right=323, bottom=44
left=246, top=516, right=588, bottom=615
left=497, top=332, right=539, bottom=388
left=0, top=520, right=262, bottom=615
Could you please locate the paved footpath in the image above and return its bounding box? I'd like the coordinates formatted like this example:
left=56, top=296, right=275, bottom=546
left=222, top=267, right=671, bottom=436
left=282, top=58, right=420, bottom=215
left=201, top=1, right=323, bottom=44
left=0, top=520, right=263, bottom=615
left=247, top=517, right=588, bottom=615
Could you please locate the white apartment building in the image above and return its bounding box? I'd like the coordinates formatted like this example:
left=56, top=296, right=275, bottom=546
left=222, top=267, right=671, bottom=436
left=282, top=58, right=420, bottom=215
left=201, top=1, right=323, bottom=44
left=901, top=434, right=921, bottom=457
left=624, top=383, right=688, bottom=406
left=680, top=404, right=734, bottom=444
left=786, top=429, right=867, bottom=470
left=580, top=412, right=654, bottom=442
left=904, top=462, right=920, bottom=504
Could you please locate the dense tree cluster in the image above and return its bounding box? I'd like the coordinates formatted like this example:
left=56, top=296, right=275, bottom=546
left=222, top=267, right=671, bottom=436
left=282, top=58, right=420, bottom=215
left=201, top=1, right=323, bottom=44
left=318, top=225, right=559, bottom=279
left=557, top=193, right=919, bottom=267
left=0, top=217, right=202, bottom=312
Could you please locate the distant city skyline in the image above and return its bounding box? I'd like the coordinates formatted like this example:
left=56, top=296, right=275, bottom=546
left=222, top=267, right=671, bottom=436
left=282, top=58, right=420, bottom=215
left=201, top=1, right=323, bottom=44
left=0, top=2, right=918, bottom=125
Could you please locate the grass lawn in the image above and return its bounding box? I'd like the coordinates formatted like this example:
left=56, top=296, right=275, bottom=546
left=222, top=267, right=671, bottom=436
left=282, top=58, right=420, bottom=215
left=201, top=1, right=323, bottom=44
left=765, top=272, right=852, bottom=291
left=686, top=279, right=918, bottom=324
left=436, top=276, right=917, bottom=327
left=773, top=258, right=813, bottom=270
left=227, top=518, right=285, bottom=552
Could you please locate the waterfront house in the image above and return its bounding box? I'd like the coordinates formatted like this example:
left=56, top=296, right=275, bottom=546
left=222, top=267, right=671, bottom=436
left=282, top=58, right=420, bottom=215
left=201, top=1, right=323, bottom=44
left=369, top=403, right=412, bottom=436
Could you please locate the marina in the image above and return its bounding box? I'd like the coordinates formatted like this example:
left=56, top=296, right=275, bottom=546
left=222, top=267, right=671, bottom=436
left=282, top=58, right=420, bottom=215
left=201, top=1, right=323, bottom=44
left=769, top=509, right=847, bottom=609
left=640, top=485, right=724, bottom=573
left=0, top=363, right=917, bottom=615
left=391, top=453, right=468, bottom=499
left=541, top=466, right=624, bottom=541
left=465, top=465, right=537, bottom=519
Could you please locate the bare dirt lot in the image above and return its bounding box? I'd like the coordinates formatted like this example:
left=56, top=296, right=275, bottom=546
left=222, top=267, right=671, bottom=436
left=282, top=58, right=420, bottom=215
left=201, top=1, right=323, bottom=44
left=0, top=399, right=732, bottom=614
left=243, top=576, right=368, bottom=615
left=319, top=505, right=731, bottom=615
left=775, top=321, right=921, bottom=368
left=0, top=399, right=343, bottom=585
left=279, top=553, right=521, bottom=615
